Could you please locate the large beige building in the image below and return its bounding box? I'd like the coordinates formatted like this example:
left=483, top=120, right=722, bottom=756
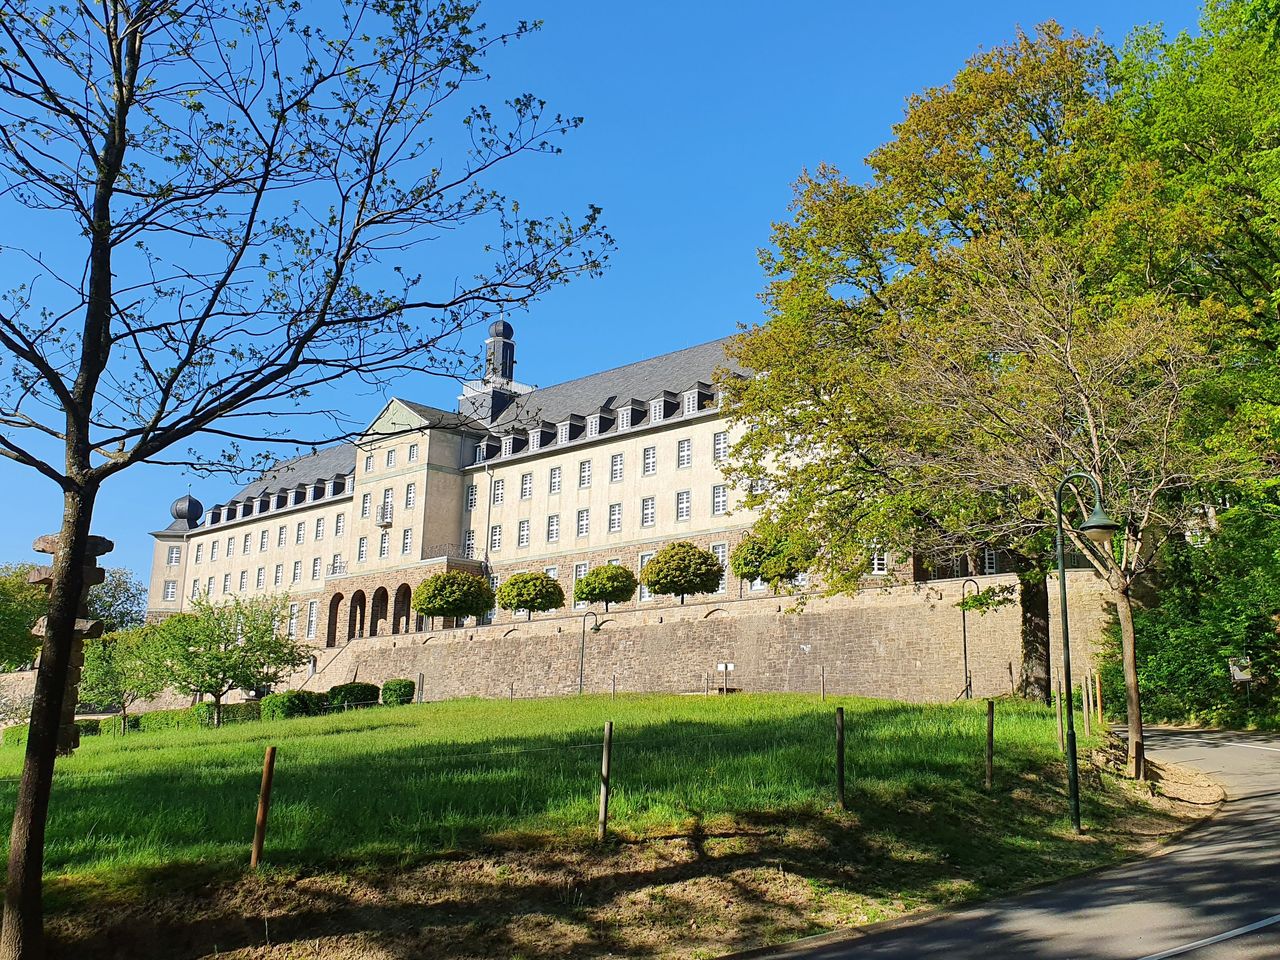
left=147, top=324, right=857, bottom=646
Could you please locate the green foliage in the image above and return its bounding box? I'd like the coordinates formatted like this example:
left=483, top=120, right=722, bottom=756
left=639, top=542, right=723, bottom=602
left=0, top=563, right=44, bottom=669
left=495, top=572, right=564, bottom=617
left=730, top=522, right=815, bottom=590
left=957, top=584, right=1018, bottom=614
left=79, top=626, right=168, bottom=722
left=75, top=719, right=100, bottom=738
left=572, top=565, right=637, bottom=610
left=86, top=568, right=148, bottom=634
left=412, top=571, right=495, bottom=622
left=380, top=679, right=416, bottom=706
left=136, top=708, right=197, bottom=733
left=327, top=682, right=380, bottom=710
left=260, top=690, right=329, bottom=721
left=2, top=725, right=27, bottom=749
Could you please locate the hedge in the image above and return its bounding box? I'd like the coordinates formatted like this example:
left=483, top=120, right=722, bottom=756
left=138, top=707, right=199, bottom=733
left=380, top=678, right=415, bottom=706
left=260, top=690, right=329, bottom=720
left=76, top=718, right=101, bottom=737
left=327, top=682, right=380, bottom=710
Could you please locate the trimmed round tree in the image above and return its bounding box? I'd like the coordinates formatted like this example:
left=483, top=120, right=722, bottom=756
left=730, top=522, right=815, bottom=590
left=574, top=564, right=637, bottom=611
left=640, top=541, right=724, bottom=604
left=495, top=572, right=565, bottom=620
left=411, top=570, right=495, bottom=626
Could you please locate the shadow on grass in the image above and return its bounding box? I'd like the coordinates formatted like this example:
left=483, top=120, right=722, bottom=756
left=22, top=701, right=1185, bottom=960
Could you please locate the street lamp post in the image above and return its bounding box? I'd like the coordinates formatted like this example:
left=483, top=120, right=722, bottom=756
left=1055, top=471, right=1121, bottom=834
left=579, top=611, right=599, bottom=695
left=960, top=577, right=979, bottom=700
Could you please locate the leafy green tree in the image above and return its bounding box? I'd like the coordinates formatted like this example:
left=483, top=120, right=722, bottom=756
left=85, top=569, right=147, bottom=634
left=158, top=595, right=306, bottom=726
left=0, top=566, right=44, bottom=670
left=412, top=571, right=496, bottom=624
left=495, top=572, right=565, bottom=620
left=573, top=565, right=637, bottom=611
left=729, top=522, right=815, bottom=591
left=640, top=542, right=723, bottom=604
left=79, top=627, right=167, bottom=735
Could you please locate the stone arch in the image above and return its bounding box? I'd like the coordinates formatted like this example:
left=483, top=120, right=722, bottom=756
left=326, top=593, right=345, bottom=647
left=370, top=586, right=390, bottom=637
left=348, top=590, right=367, bottom=641
left=702, top=608, right=728, bottom=619
left=392, top=583, right=412, bottom=635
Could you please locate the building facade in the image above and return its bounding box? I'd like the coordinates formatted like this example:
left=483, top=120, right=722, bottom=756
left=149, top=323, right=889, bottom=646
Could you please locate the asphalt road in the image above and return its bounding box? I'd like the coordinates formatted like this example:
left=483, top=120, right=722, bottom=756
left=747, top=728, right=1280, bottom=960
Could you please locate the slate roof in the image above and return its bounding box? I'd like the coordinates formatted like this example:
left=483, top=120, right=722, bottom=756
left=228, top=442, right=357, bottom=502
left=490, top=335, right=742, bottom=430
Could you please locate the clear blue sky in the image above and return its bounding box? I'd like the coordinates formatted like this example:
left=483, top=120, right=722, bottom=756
left=0, top=0, right=1200, bottom=581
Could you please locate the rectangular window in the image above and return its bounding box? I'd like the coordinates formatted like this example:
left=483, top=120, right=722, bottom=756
left=610, top=453, right=624, bottom=483
left=357, top=537, right=368, bottom=562
left=210, top=541, right=219, bottom=562
left=163, top=580, right=177, bottom=601
left=530, top=431, right=542, bottom=451
left=677, top=438, right=692, bottom=468
left=226, top=536, right=235, bottom=558
left=643, top=446, right=656, bottom=475
left=206, top=576, right=215, bottom=595
left=463, top=529, right=475, bottom=559
left=608, top=502, right=622, bottom=533
left=676, top=490, right=691, bottom=521
left=576, top=508, right=590, bottom=537
left=618, top=407, right=632, bottom=430
left=557, top=422, right=571, bottom=444
left=364, top=453, right=374, bottom=473
left=641, top=496, right=656, bottom=527
left=306, top=600, right=318, bottom=639
left=574, top=563, right=589, bottom=609
left=650, top=399, right=664, bottom=423
left=382, top=487, right=393, bottom=507
left=465, top=484, right=477, bottom=511
left=547, top=514, right=560, bottom=542
left=287, top=602, right=299, bottom=638
left=274, top=564, right=283, bottom=587
left=167, top=545, right=181, bottom=565
left=402, top=528, right=413, bottom=555
left=360, top=493, right=372, bottom=518
left=191, top=579, right=199, bottom=598
left=311, top=557, right=321, bottom=579
left=520, top=472, right=533, bottom=500
left=870, top=548, right=888, bottom=576
left=501, top=436, right=513, bottom=457
left=712, top=484, right=728, bottom=516
left=239, top=570, right=248, bottom=591
left=386, top=448, right=396, bottom=468
left=278, top=525, right=287, bottom=547
left=260, top=529, right=269, bottom=551
left=981, top=547, right=998, bottom=575
left=256, top=567, right=265, bottom=589
left=405, top=483, right=416, bottom=509
left=492, top=478, right=505, bottom=505
left=408, top=442, right=419, bottom=462
left=295, top=521, right=305, bottom=545
left=712, top=543, right=728, bottom=593
left=587, top=415, right=600, bottom=438
left=315, top=517, right=325, bottom=540
left=490, top=524, right=502, bottom=551
left=242, top=533, right=251, bottom=554
left=578, top=459, right=591, bottom=488
left=335, top=513, right=345, bottom=537
left=292, top=560, right=302, bottom=583
left=544, top=565, right=558, bottom=581
left=379, top=531, right=390, bottom=558
left=714, top=431, right=729, bottom=462
left=684, top=390, right=698, bottom=414
left=194, top=543, right=203, bottom=564
left=549, top=466, right=562, bottom=494
left=518, top=519, right=530, bottom=547
left=639, top=553, right=654, bottom=601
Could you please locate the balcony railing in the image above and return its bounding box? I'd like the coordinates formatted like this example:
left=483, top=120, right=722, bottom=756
left=375, top=504, right=394, bottom=527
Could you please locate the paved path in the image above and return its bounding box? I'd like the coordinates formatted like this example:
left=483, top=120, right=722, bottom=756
left=750, top=729, right=1280, bottom=960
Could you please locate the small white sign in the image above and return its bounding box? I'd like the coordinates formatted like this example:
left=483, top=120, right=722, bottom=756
left=1229, top=657, right=1252, bottom=683
left=716, top=662, right=735, bottom=672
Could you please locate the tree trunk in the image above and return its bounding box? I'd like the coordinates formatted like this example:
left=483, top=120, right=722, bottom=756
left=1, top=485, right=98, bottom=960
left=120, top=705, right=128, bottom=736
left=1017, top=573, right=1051, bottom=703
left=213, top=695, right=223, bottom=728
left=1114, top=586, right=1145, bottom=779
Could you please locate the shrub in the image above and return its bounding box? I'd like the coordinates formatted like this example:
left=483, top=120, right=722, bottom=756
left=381, top=678, right=416, bottom=706
left=640, top=541, right=724, bottom=603
left=730, top=522, right=816, bottom=590
left=138, top=707, right=196, bottom=732
left=260, top=689, right=329, bottom=720
left=573, top=564, right=637, bottom=611
left=75, top=718, right=101, bottom=737
left=188, top=702, right=216, bottom=727
left=101, top=714, right=140, bottom=735
left=327, top=682, right=380, bottom=710
left=495, top=572, right=564, bottom=619
left=220, top=701, right=262, bottom=724
left=412, top=571, right=495, bottom=623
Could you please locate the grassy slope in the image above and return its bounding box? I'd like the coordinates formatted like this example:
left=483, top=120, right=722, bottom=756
left=0, top=694, right=1195, bottom=958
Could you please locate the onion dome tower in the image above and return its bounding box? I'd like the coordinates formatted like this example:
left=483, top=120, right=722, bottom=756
left=170, top=493, right=203, bottom=529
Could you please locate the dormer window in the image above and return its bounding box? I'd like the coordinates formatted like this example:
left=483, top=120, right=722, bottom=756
left=683, top=390, right=699, bottom=415
left=557, top=421, right=571, bottom=444
left=650, top=399, right=664, bottom=423
left=501, top=435, right=514, bottom=457
left=587, top=415, right=600, bottom=438
left=530, top=431, right=542, bottom=451
left=618, top=408, right=632, bottom=430
left=475, top=443, right=487, bottom=464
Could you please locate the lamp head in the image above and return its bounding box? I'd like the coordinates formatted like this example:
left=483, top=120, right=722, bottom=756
left=1079, top=503, right=1121, bottom=544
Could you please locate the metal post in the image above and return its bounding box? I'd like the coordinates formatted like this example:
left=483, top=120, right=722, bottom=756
left=961, top=578, right=978, bottom=699
left=704, top=672, right=710, bottom=696
left=597, top=721, right=613, bottom=842
left=821, top=665, right=826, bottom=702
left=509, top=681, right=514, bottom=701
left=985, top=699, right=995, bottom=790
left=1082, top=680, right=1093, bottom=737
left=417, top=672, right=424, bottom=704
left=250, top=745, right=277, bottom=869
left=835, top=707, right=847, bottom=811
left=1055, top=677, right=1065, bottom=753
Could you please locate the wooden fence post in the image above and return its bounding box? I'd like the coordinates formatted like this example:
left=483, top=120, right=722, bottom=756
left=1094, top=672, right=1104, bottom=725
left=417, top=672, right=425, bottom=704
left=821, top=666, right=826, bottom=702
left=250, top=745, right=278, bottom=869
left=612, top=675, right=617, bottom=700
left=835, top=706, right=847, bottom=811
left=597, top=721, right=613, bottom=842
left=985, top=699, right=995, bottom=791
left=1081, top=681, right=1092, bottom=737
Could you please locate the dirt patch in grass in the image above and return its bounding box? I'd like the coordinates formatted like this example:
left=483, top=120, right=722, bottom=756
left=45, top=767, right=1215, bottom=960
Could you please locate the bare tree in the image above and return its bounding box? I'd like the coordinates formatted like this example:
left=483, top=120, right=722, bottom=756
left=0, top=1, right=610, bottom=955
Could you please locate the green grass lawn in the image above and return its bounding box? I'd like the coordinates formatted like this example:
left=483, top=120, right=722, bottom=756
left=0, top=692, right=1134, bottom=893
